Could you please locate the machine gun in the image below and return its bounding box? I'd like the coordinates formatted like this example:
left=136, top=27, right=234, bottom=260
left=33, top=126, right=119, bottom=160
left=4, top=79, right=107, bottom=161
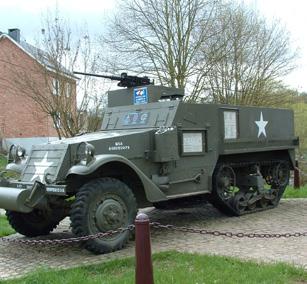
left=73, top=71, right=153, bottom=88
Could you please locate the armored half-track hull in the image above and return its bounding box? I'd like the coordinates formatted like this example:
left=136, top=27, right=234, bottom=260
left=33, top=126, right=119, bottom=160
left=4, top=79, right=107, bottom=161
left=0, top=84, right=298, bottom=253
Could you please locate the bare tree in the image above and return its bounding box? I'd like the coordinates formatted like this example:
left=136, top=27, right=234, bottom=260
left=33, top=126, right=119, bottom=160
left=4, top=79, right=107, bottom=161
left=11, top=13, right=104, bottom=139
left=202, top=3, right=297, bottom=106
left=102, top=0, right=219, bottom=96
left=102, top=0, right=297, bottom=105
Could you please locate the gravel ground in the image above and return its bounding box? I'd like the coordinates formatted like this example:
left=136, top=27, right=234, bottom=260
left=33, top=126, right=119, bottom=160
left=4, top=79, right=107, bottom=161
left=0, top=199, right=307, bottom=280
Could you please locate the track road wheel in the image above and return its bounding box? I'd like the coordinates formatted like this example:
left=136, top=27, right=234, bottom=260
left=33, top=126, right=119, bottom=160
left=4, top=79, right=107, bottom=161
left=70, top=178, right=137, bottom=254
left=5, top=208, right=63, bottom=237
left=231, top=192, right=248, bottom=215
left=258, top=197, right=269, bottom=209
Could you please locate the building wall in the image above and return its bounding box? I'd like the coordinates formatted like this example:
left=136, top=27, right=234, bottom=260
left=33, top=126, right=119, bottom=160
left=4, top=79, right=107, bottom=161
left=0, top=37, right=76, bottom=139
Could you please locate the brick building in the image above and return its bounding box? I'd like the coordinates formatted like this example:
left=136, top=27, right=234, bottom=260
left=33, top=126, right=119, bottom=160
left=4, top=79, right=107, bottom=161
left=0, top=29, right=77, bottom=149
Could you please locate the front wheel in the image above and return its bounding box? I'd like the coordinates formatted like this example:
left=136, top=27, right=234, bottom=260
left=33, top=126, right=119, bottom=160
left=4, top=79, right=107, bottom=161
left=6, top=208, right=64, bottom=237
left=70, top=178, right=137, bottom=254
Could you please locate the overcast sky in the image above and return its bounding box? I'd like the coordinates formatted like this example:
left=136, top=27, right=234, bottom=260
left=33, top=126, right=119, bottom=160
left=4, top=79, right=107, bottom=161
left=1, top=0, right=307, bottom=91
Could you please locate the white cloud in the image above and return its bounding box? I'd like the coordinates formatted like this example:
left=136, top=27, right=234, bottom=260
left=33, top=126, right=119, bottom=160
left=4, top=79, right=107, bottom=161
left=0, top=0, right=115, bottom=14
left=2, top=0, right=307, bottom=90
left=0, top=0, right=54, bottom=14
left=243, top=0, right=307, bottom=90
left=58, top=0, right=116, bottom=12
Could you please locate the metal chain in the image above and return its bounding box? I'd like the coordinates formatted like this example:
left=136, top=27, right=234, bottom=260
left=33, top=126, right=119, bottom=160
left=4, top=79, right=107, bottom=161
left=0, top=225, right=135, bottom=245
left=150, top=222, right=307, bottom=238
left=1, top=222, right=306, bottom=247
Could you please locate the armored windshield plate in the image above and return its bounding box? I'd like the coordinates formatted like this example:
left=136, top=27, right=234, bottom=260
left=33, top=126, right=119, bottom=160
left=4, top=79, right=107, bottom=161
left=123, top=112, right=150, bottom=126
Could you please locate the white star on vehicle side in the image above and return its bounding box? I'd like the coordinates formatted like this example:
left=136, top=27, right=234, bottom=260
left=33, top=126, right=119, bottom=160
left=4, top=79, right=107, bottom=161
left=31, top=153, right=54, bottom=182
left=255, top=112, right=268, bottom=138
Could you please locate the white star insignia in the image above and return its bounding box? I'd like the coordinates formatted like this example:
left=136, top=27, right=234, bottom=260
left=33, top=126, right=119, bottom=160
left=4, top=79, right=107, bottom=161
left=255, top=112, right=268, bottom=138
left=31, top=153, right=54, bottom=182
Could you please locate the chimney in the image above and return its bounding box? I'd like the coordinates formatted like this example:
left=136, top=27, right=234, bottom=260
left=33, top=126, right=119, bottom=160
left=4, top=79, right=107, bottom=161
left=8, top=28, right=20, bottom=42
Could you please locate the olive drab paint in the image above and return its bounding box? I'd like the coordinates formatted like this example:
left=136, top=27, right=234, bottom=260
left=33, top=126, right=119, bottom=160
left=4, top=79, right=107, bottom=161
left=0, top=77, right=299, bottom=254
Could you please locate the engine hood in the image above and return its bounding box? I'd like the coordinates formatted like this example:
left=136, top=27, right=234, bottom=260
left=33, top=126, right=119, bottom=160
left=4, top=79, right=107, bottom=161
left=20, top=128, right=154, bottom=183
left=50, top=129, right=154, bottom=145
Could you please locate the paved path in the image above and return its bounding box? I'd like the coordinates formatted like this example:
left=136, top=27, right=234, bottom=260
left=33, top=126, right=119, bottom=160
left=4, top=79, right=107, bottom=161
left=0, top=199, right=307, bottom=280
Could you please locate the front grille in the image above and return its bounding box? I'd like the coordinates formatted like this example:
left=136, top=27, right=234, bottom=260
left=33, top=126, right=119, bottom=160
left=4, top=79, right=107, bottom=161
left=21, top=144, right=68, bottom=183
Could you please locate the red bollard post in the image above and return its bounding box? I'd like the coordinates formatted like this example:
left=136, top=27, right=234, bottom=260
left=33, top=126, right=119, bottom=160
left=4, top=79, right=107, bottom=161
left=135, top=213, right=154, bottom=284
left=294, top=160, right=300, bottom=189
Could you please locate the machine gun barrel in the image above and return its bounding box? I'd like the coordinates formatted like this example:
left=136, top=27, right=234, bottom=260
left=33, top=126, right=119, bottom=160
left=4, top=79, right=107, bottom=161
left=73, top=71, right=122, bottom=81
left=73, top=71, right=153, bottom=88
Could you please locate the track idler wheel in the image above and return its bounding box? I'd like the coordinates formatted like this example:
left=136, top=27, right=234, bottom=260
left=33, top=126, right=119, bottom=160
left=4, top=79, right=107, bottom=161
left=269, top=161, right=290, bottom=204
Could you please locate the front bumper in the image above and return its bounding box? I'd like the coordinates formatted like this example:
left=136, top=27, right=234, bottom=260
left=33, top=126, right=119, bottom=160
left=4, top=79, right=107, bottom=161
left=0, top=180, right=66, bottom=213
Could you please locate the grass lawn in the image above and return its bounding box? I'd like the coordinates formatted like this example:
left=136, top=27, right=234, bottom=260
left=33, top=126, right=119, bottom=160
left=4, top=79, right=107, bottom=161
left=0, top=155, right=16, bottom=237
left=1, top=251, right=307, bottom=284
left=283, top=185, right=307, bottom=198
left=0, top=154, right=20, bottom=179
left=0, top=215, right=15, bottom=237
left=0, top=154, right=6, bottom=169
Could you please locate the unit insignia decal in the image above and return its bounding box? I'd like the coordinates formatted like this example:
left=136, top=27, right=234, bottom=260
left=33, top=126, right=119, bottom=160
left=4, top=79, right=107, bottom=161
left=133, top=87, right=148, bottom=105
left=255, top=111, right=268, bottom=138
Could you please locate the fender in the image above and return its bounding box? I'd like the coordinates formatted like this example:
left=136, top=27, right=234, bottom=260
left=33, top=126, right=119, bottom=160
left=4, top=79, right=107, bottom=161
left=66, top=154, right=167, bottom=202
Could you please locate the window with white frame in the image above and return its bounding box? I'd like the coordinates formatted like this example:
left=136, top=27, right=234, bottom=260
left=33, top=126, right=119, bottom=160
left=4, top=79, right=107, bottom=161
left=66, top=82, right=72, bottom=97
left=53, top=112, right=61, bottom=129
left=224, top=110, right=238, bottom=139
left=52, top=78, right=60, bottom=96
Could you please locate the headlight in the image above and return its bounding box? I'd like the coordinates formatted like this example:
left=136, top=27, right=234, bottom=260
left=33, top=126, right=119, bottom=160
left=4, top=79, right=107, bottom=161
left=16, top=146, right=26, bottom=158
left=85, top=144, right=95, bottom=156
left=76, top=142, right=95, bottom=164
left=8, top=144, right=26, bottom=163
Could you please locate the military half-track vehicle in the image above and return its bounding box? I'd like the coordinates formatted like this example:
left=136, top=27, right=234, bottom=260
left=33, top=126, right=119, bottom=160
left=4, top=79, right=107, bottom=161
left=0, top=72, right=299, bottom=254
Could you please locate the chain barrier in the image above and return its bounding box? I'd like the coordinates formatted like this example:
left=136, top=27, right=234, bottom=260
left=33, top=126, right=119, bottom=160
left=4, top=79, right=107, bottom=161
left=150, top=222, right=307, bottom=238
left=1, top=222, right=306, bottom=246
left=0, top=225, right=135, bottom=246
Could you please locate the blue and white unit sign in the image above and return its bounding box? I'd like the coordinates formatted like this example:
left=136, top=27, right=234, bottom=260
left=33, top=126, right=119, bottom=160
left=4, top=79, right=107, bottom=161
left=133, top=87, right=148, bottom=105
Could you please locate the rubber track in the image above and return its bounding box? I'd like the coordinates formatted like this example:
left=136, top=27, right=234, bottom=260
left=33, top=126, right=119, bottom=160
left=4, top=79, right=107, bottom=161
left=211, top=160, right=289, bottom=216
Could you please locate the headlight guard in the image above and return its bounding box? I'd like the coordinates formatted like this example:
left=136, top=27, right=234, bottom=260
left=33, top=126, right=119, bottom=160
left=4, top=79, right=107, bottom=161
left=76, top=142, right=95, bottom=165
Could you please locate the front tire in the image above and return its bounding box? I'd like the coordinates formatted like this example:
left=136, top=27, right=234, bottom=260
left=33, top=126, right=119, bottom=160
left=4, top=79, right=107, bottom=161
left=6, top=208, right=63, bottom=237
left=70, top=177, right=137, bottom=254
